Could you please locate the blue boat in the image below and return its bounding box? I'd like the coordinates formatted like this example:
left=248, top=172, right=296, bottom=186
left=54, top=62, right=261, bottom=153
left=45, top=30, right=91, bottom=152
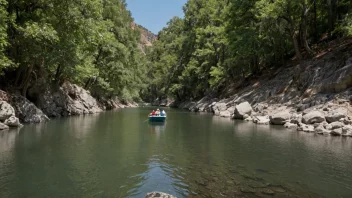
left=149, top=116, right=166, bottom=122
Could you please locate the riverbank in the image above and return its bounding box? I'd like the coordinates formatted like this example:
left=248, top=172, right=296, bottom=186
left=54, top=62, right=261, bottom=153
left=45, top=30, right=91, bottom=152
left=0, top=82, right=137, bottom=130
left=168, top=39, right=352, bottom=137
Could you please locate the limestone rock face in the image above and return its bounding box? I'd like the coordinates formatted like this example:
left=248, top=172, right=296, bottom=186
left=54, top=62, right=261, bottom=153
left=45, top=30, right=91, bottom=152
left=63, top=83, right=102, bottom=115
left=145, top=192, right=176, bottom=198
left=234, top=102, right=253, bottom=119
left=11, top=95, right=49, bottom=123
left=302, top=111, right=325, bottom=124
left=321, top=64, right=352, bottom=93
left=0, top=101, right=15, bottom=121
left=270, top=111, right=291, bottom=125
left=37, top=82, right=102, bottom=117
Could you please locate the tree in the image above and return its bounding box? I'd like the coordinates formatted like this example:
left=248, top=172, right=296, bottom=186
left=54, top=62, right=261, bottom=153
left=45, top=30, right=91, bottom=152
left=0, top=0, right=11, bottom=73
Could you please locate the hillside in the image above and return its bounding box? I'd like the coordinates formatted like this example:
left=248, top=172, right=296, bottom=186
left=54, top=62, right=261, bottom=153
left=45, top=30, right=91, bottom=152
left=175, top=38, right=352, bottom=136
left=131, top=22, right=158, bottom=53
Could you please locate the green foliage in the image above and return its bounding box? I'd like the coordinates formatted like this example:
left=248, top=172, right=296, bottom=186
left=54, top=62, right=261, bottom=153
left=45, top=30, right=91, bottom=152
left=0, top=0, right=149, bottom=101
left=147, top=0, right=352, bottom=102
left=339, top=14, right=352, bottom=36
left=0, top=0, right=11, bottom=72
left=0, top=0, right=351, bottom=103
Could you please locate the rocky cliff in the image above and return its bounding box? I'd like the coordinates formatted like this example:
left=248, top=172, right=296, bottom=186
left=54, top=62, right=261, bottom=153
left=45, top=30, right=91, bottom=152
left=131, top=22, right=157, bottom=53
left=0, top=82, right=137, bottom=130
left=171, top=39, right=352, bottom=137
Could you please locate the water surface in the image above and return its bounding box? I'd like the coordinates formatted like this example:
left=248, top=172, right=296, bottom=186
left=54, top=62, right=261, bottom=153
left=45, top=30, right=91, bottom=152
left=0, top=108, right=352, bottom=197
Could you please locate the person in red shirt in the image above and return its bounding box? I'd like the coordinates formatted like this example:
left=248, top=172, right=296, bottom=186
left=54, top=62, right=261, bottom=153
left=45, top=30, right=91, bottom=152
left=150, top=110, right=156, bottom=116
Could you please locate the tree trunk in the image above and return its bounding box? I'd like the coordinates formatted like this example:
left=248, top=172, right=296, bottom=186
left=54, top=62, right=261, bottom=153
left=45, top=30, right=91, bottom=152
left=20, top=64, right=34, bottom=96
left=328, top=0, right=333, bottom=38
left=301, top=3, right=314, bottom=55
left=285, top=14, right=302, bottom=61
left=292, top=35, right=302, bottom=61
left=313, top=0, right=318, bottom=42
left=54, top=64, right=62, bottom=85
left=14, top=66, right=24, bottom=87
left=84, top=77, right=91, bottom=89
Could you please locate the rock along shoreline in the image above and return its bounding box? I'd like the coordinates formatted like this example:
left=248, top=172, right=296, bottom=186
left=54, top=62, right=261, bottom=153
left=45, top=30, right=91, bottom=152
left=0, top=82, right=137, bottom=130
left=164, top=42, right=352, bottom=138
left=172, top=99, right=352, bottom=137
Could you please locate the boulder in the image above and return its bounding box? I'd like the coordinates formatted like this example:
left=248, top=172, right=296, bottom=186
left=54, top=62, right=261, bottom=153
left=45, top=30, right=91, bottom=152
left=253, top=103, right=268, bottom=113
left=331, top=128, right=343, bottom=136
left=0, top=101, right=15, bottom=121
left=325, top=108, right=347, bottom=123
left=245, top=117, right=253, bottom=122
left=270, top=111, right=291, bottom=125
left=298, top=123, right=315, bottom=133
left=37, top=89, right=67, bottom=117
left=145, top=192, right=176, bottom=198
left=0, top=90, right=9, bottom=101
left=323, top=107, right=330, bottom=111
left=330, top=121, right=344, bottom=129
left=227, top=106, right=235, bottom=114
left=325, top=124, right=333, bottom=130
left=0, top=122, right=9, bottom=130
left=4, top=116, right=21, bottom=127
left=290, top=113, right=302, bottom=124
left=233, top=102, right=253, bottom=119
left=342, top=125, right=352, bottom=137
left=297, top=104, right=310, bottom=112
left=315, top=125, right=330, bottom=134
left=243, top=114, right=250, bottom=119
left=11, top=95, right=49, bottom=123
left=284, top=122, right=297, bottom=129
left=64, top=83, right=102, bottom=115
left=321, top=121, right=329, bottom=127
left=212, top=103, right=227, bottom=116
left=343, top=117, right=352, bottom=125
left=253, top=116, right=270, bottom=125
left=219, top=110, right=231, bottom=118
left=302, top=111, right=325, bottom=124
left=37, top=82, right=103, bottom=117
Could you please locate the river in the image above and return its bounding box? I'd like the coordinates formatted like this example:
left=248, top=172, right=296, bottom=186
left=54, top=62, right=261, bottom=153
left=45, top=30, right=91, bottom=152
left=0, top=107, right=351, bottom=197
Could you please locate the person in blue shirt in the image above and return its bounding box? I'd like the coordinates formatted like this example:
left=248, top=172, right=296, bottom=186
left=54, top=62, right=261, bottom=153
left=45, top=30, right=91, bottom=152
left=160, top=110, right=166, bottom=116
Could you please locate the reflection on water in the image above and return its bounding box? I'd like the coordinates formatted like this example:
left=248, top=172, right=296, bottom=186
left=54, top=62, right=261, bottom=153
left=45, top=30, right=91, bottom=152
left=0, top=108, right=351, bottom=197
left=149, top=122, right=166, bottom=137
left=0, top=128, right=20, bottom=153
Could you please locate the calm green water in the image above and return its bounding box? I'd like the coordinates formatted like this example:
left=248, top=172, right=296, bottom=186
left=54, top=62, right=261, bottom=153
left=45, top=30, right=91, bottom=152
left=0, top=108, right=352, bottom=198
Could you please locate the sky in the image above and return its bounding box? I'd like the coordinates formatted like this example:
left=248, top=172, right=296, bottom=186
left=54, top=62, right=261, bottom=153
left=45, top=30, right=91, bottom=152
left=126, top=0, right=188, bottom=34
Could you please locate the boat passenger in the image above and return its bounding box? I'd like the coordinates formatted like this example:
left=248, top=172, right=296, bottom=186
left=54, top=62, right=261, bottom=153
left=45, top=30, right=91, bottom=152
left=156, top=109, right=160, bottom=116
left=161, top=110, right=166, bottom=116
left=150, top=110, right=156, bottom=116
